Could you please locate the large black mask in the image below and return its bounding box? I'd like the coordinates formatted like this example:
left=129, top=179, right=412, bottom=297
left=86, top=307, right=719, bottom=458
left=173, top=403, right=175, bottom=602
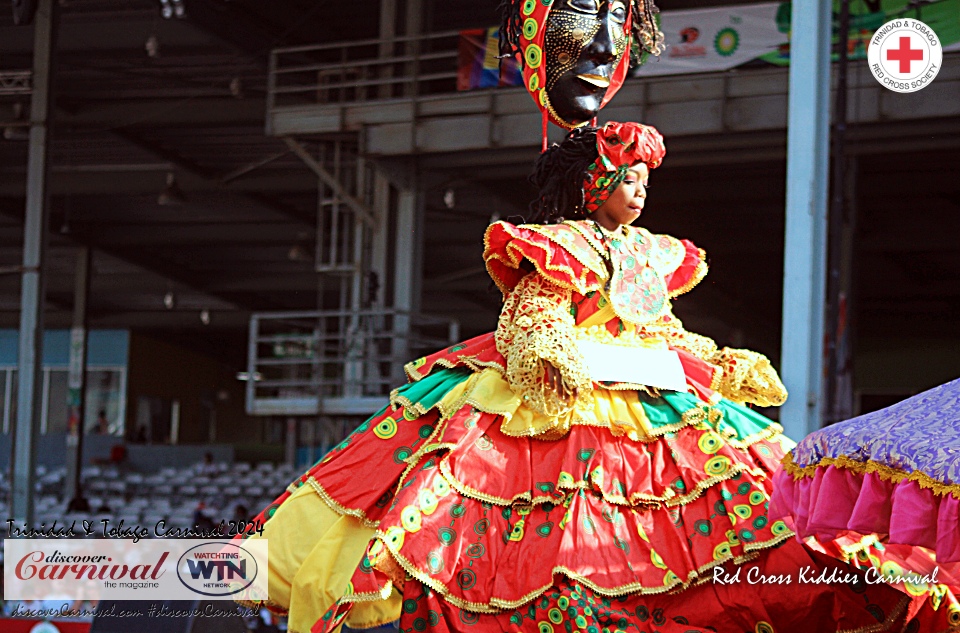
left=543, top=0, right=629, bottom=127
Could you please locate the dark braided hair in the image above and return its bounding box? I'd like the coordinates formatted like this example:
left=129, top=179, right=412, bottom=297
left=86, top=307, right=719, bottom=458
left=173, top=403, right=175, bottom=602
left=498, top=0, right=664, bottom=64
left=528, top=126, right=599, bottom=224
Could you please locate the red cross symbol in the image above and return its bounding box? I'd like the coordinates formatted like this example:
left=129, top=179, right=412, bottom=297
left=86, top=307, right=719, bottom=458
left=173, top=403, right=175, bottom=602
left=886, top=36, right=924, bottom=73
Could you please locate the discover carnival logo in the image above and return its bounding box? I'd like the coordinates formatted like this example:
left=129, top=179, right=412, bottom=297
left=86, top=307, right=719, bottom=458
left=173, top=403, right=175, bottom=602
left=868, top=18, right=943, bottom=93
left=4, top=538, right=268, bottom=602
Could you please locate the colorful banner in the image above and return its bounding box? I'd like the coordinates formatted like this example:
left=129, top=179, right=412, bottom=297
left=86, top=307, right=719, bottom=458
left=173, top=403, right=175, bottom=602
left=457, top=0, right=959, bottom=86
left=633, top=3, right=785, bottom=76
left=636, top=0, right=960, bottom=76
left=758, top=0, right=960, bottom=66
left=457, top=27, right=522, bottom=90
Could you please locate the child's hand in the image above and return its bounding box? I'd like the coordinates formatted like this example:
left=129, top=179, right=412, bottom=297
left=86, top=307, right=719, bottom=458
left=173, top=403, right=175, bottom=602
left=542, top=360, right=578, bottom=403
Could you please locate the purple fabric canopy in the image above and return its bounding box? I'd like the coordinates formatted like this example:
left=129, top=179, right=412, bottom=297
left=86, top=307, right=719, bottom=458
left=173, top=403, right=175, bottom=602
left=771, top=377, right=960, bottom=562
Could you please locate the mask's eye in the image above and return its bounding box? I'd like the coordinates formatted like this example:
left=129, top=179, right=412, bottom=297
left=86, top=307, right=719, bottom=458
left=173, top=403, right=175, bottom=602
left=562, top=0, right=600, bottom=14
left=609, top=1, right=627, bottom=23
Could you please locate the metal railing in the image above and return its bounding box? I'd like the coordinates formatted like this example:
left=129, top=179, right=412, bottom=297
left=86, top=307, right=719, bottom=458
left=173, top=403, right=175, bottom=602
left=0, top=71, right=32, bottom=96
left=246, top=309, right=460, bottom=416
left=268, top=30, right=461, bottom=110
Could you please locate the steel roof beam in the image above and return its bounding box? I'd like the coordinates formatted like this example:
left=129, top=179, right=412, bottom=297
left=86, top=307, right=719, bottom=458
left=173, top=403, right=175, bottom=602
left=111, top=127, right=315, bottom=226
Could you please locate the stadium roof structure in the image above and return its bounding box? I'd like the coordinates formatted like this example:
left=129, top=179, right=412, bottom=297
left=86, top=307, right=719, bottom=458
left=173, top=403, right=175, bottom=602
left=1, top=0, right=959, bottom=368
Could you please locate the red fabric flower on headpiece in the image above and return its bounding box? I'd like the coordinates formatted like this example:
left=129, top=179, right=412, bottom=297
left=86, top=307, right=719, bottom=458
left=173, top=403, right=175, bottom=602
left=583, top=122, right=665, bottom=214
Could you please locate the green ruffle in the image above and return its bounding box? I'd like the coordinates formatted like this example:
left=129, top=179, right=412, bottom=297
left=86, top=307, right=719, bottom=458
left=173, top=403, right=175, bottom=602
left=391, top=367, right=473, bottom=415
left=392, top=367, right=777, bottom=443
left=644, top=391, right=776, bottom=441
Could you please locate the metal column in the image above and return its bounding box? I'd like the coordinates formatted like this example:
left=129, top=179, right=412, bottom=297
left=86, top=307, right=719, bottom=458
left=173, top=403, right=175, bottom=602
left=391, top=187, right=421, bottom=382
left=13, top=0, right=58, bottom=524
left=65, top=247, right=91, bottom=510
left=779, top=0, right=831, bottom=440
left=377, top=0, right=397, bottom=99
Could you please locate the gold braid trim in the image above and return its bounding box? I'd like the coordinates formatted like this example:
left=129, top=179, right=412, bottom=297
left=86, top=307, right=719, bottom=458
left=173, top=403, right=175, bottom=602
left=304, top=477, right=381, bottom=530
left=389, top=369, right=478, bottom=422
left=389, top=392, right=430, bottom=417
left=840, top=595, right=910, bottom=633
left=676, top=528, right=794, bottom=591
left=458, top=356, right=507, bottom=376
left=680, top=407, right=787, bottom=449
left=496, top=272, right=593, bottom=418
left=389, top=391, right=460, bottom=422
left=374, top=521, right=798, bottom=614
left=394, top=420, right=451, bottom=492
left=234, top=597, right=289, bottom=615
left=404, top=354, right=505, bottom=383
left=541, top=90, right=588, bottom=131
left=438, top=449, right=772, bottom=510
left=340, top=581, right=395, bottom=604
left=668, top=249, right=708, bottom=299
left=781, top=452, right=960, bottom=499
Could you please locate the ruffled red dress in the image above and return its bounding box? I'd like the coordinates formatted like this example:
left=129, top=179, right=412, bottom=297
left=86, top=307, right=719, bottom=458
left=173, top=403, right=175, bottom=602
left=236, top=220, right=946, bottom=633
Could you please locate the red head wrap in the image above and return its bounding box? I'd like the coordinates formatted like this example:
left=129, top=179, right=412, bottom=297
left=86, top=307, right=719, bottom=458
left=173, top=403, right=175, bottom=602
left=582, top=121, right=665, bottom=214
left=519, top=0, right=633, bottom=130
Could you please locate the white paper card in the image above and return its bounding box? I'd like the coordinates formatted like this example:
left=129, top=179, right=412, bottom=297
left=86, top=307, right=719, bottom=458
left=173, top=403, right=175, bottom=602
left=577, top=341, right=688, bottom=392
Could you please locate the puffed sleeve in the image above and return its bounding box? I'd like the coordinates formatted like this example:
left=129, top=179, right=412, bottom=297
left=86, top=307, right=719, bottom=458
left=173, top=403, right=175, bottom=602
left=665, top=240, right=708, bottom=298
left=494, top=272, right=592, bottom=417
left=659, top=316, right=788, bottom=407
left=712, top=347, right=788, bottom=407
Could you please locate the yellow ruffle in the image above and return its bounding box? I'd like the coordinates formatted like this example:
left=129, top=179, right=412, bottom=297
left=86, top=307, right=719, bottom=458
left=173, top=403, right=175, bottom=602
left=433, top=367, right=711, bottom=443
left=243, top=483, right=401, bottom=633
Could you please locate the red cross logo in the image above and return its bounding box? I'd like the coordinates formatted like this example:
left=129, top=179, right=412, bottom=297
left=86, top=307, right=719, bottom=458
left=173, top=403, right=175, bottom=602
left=886, top=36, right=924, bottom=73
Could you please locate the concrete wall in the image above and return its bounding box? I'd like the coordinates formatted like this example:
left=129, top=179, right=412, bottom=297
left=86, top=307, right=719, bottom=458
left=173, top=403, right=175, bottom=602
left=126, top=333, right=260, bottom=446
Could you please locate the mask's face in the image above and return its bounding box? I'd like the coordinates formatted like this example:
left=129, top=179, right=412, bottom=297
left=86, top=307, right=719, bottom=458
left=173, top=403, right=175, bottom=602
left=544, top=0, right=629, bottom=126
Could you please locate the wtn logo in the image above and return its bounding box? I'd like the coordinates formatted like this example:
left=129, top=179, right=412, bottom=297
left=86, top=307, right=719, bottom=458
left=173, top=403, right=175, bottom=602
left=177, top=542, right=261, bottom=597
left=185, top=559, right=247, bottom=581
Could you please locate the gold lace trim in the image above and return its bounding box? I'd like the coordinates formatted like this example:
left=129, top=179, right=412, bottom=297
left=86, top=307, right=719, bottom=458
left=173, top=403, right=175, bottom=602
left=712, top=347, right=788, bottom=407
left=574, top=324, right=670, bottom=349
left=304, top=477, right=381, bottom=530
left=662, top=326, right=720, bottom=362
left=781, top=453, right=960, bottom=499
left=374, top=521, right=797, bottom=614
left=496, top=272, right=593, bottom=418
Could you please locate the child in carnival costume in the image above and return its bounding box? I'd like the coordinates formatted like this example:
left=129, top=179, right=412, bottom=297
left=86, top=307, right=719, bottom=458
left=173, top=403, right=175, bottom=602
left=235, top=0, right=955, bottom=631
left=237, top=117, right=944, bottom=633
